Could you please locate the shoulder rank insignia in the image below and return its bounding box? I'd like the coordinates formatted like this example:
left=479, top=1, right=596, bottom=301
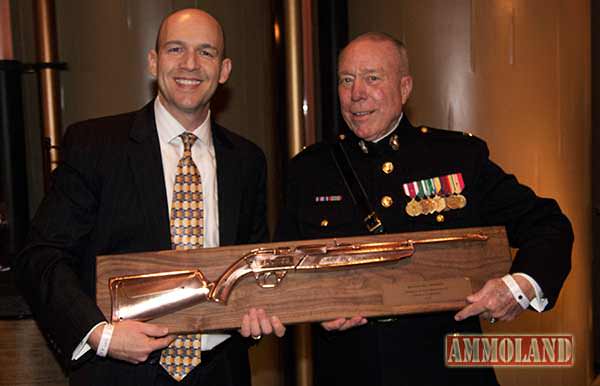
left=315, top=195, right=343, bottom=203
left=402, top=173, right=466, bottom=217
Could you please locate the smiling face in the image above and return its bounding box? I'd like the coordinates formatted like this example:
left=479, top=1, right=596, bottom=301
left=338, top=37, right=412, bottom=141
left=148, top=9, right=231, bottom=129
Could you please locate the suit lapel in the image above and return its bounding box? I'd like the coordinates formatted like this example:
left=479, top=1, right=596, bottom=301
left=213, top=123, right=241, bottom=246
left=127, top=102, right=171, bottom=250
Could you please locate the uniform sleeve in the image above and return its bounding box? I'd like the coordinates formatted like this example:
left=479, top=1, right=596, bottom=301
left=475, top=143, right=573, bottom=309
left=13, top=126, right=107, bottom=367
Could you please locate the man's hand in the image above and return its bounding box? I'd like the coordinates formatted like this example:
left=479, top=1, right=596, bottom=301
left=321, top=316, right=367, bottom=331
left=88, top=320, right=174, bottom=364
left=240, top=308, right=286, bottom=339
left=454, top=275, right=535, bottom=323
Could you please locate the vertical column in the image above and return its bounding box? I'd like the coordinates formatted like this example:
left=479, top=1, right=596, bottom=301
left=0, top=0, right=13, bottom=59
left=33, top=0, right=62, bottom=182
left=283, top=2, right=313, bottom=385
left=284, top=0, right=306, bottom=158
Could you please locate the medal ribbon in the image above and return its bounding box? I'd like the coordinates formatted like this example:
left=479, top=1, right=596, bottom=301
left=412, top=181, right=423, bottom=200
left=426, top=178, right=435, bottom=197
left=403, top=182, right=417, bottom=199
left=433, top=177, right=442, bottom=196
left=419, top=180, right=430, bottom=198
left=405, top=174, right=465, bottom=199
left=450, top=173, right=465, bottom=194
left=403, top=181, right=417, bottom=199
left=441, top=175, right=453, bottom=195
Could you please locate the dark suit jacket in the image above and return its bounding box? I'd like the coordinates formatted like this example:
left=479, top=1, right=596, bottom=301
left=275, top=117, right=573, bottom=386
left=15, top=102, right=268, bottom=378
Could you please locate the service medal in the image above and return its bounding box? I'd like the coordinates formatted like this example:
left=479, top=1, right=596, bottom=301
left=415, top=180, right=429, bottom=214
left=446, top=195, right=462, bottom=209
left=420, top=198, right=435, bottom=214
left=403, top=181, right=422, bottom=217
left=454, top=194, right=467, bottom=208
left=406, top=199, right=421, bottom=217
left=432, top=177, right=446, bottom=212
left=432, top=195, right=446, bottom=212
left=445, top=173, right=468, bottom=209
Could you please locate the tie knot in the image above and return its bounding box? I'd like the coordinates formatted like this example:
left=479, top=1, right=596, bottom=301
left=180, top=132, right=198, bottom=152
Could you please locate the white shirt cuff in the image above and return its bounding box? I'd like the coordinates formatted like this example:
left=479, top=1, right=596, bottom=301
left=513, top=273, right=549, bottom=312
left=201, top=333, right=231, bottom=351
left=72, top=321, right=107, bottom=361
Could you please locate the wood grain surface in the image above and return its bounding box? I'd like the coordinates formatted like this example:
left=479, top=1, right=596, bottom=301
left=0, top=320, right=67, bottom=386
left=96, top=226, right=511, bottom=333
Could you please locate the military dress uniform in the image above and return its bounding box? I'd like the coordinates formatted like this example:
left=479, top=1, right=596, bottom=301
left=274, top=117, right=573, bottom=386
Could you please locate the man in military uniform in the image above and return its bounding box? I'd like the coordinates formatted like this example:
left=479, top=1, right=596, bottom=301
left=275, top=32, right=572, bottom=385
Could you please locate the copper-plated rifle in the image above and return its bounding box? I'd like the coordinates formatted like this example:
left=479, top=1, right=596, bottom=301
left=109, top=233, right=487, bottom=322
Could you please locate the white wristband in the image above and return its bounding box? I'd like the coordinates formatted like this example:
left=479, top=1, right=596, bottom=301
left=96, top=324, right=114, bottom=357
left=502, top=274, right=530, bottom=309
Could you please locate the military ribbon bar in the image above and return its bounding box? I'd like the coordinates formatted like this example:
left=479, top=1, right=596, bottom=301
left=315, top=195, right=343, bottom=202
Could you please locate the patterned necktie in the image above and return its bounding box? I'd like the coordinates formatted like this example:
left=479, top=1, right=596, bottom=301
left=169, top=132, right=204, bottom=250
left=160, top=132, right=204, bottom=381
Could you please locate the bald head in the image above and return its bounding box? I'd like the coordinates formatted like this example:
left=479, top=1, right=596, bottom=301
left=340, top=32, right=410, bottom=77
left=155, top=8, right=225, bottom=58
left=147, top=7, right=232, bottom=130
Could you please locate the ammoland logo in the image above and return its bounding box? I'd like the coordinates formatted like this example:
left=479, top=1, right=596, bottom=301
left=445, top=334, right=574, bottom=367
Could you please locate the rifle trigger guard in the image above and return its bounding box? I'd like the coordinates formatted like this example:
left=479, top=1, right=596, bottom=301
left=255, top=271, right=288, bottom=288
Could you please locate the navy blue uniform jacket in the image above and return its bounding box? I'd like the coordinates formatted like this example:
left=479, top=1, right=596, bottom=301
left=275, top=117, right=572, bottom=386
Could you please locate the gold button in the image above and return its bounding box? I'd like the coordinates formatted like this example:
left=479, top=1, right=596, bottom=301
left=320, top=219, right=329, bottom=227
left=382, top=162, right=394, bottom=174
left=420, top=126, right=429, bottom=134
left=436, top=214, right=445, bottom=223
left=381, top=196, right=393, bottom=208
left=338, top=134, right=346, bottom=140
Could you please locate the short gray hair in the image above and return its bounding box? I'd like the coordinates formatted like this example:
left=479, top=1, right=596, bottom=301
left=341, top=32, right=410, bottom=76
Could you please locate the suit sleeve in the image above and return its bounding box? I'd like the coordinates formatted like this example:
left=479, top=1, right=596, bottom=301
left=13, top=126, right=107, bottom=367
left=474, top=142, right=573, bottom=309
left=246, top=149, right=269, bottom=244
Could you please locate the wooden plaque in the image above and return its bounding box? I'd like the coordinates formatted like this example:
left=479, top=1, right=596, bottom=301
left=96, top=226, right=511, bottom=333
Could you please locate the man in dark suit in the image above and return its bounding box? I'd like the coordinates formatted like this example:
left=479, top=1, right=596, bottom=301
left=275, top=32, right=573, bottom=385
left=15, top=8, right=283, bottom=386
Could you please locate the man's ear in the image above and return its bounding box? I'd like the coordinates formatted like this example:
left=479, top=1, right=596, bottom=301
left=148, top=50, right=158, bottom=78
left=400, top=75, right=413, bottom=105
left=218, top=58, right=232, bottom=84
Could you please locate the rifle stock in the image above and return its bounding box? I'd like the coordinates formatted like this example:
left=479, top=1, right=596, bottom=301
left=110, top=270, right=213, bottom=322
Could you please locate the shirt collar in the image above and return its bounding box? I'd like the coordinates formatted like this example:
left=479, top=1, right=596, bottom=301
left=371, top=113, right=403, bottom=143
left=154, top=97, right=213, bottom=149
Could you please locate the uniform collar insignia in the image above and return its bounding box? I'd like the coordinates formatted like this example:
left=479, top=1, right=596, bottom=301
left=358, top=140, right=369, bottom=154
left=389, top=134, right=400, bottom=150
